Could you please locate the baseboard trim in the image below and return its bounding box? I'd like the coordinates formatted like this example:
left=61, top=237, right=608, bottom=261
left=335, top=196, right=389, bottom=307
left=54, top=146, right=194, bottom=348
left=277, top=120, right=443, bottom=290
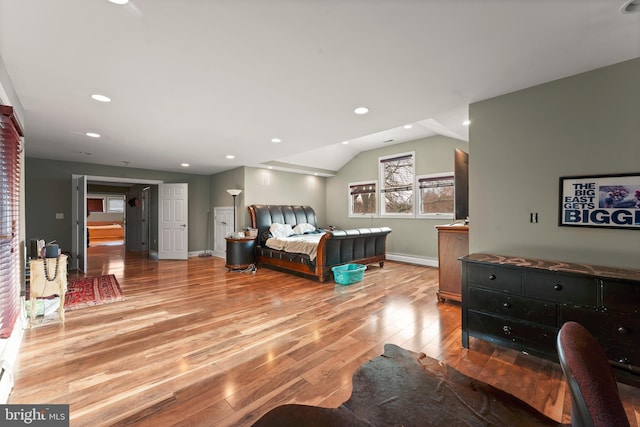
left=386, top=253, right=438, bottom=268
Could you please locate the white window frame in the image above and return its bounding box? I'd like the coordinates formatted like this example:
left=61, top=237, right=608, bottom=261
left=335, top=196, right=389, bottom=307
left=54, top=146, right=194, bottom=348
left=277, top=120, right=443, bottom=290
left=348, top=180, right=378, bottom=218
left=107, top=196, right=125, bottom=213
left=379, top=151, right=415, bottom=217
left=416, top=172, right=455, bottom=219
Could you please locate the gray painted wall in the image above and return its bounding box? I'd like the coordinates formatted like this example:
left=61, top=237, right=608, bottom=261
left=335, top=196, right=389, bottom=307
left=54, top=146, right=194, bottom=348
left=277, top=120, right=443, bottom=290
left=469, top=58, right=640, bottom=269
left=326, top=135, right=469, bottom=261
left=25, top=157, right=211, bottom=253
left=209, top=167, right=246, bottom=231
left=209, top=167, right=327, bottom=230
left=243, top=167, right=326, bottom=227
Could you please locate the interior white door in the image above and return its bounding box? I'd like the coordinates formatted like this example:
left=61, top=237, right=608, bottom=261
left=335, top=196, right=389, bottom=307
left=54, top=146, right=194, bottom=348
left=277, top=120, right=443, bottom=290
left=213, top=207, right=234, bottom=258
left=71, top=174, right=87, bottom=272
left=158, top=183, right=188, bottom=260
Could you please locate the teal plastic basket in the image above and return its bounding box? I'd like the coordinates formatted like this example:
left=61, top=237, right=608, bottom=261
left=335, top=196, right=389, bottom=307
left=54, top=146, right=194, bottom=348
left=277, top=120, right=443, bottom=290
left=332, top=264, right=366, bottom=285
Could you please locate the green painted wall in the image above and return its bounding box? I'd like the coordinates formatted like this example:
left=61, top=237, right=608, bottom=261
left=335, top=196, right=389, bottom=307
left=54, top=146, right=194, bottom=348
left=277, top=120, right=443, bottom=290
left=326, top=135, right=469, bottom=261
left=243, top=167, right=327, bottom=228
left=209, top=167, right=327, bottom=230
left=469, top=57, right=640, bottom=269
left=25, top=157, right=211, bottom=253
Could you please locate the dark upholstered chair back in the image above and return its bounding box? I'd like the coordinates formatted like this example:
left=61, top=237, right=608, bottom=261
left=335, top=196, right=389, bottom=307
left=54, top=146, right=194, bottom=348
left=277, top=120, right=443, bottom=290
left=248, top=205, right=317, bottom=239
left=557, top=321, right=630, bottom=427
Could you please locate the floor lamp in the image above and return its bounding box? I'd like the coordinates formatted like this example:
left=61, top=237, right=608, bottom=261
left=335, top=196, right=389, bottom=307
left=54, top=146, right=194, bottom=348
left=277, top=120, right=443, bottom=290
left=226, top=189, right=242, bottom=235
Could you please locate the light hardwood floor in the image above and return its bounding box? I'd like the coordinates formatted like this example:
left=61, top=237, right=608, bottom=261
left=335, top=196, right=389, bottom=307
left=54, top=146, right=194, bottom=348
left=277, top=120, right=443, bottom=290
left=11, top=246, right=640, bottom=426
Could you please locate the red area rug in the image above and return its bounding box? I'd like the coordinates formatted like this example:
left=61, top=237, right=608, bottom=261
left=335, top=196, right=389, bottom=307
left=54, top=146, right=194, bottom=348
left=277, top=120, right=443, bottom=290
left=64, top=274, right=125, bottom=310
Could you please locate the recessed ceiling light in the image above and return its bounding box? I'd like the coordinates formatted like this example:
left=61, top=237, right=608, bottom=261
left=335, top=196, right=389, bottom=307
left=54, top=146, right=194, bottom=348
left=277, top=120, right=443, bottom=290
left=91, top=94, right=111, bottom=103
left=86, top=132, right=101, bottom=138
left=271, top=138, right=282, bottom=143
left=342, top=141, right=349, bottom=145
left=181, top=163, right=190, bottom=167
left=354, top=107, right=369, bottom=115
left=462, top=120, right=471, bottom=126
left=226, top=155, right=235, bottom=159
left=403, top=124, right=412, bottom=129
left=108, top=0, right=129, bottom=4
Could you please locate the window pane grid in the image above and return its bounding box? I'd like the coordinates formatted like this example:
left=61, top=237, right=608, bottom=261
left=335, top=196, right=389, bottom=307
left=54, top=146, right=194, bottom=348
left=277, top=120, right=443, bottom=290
left=380, top=153, right=414, bottom=215
left=350, top=182, right=377, bottom=215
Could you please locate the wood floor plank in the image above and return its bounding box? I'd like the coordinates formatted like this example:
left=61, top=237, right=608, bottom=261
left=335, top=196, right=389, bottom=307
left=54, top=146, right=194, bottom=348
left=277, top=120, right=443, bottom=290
left=9, top=245, right=640, bottom=426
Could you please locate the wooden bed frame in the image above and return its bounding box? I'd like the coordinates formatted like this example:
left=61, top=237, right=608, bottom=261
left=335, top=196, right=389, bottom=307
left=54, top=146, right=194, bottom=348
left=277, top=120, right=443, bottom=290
left=248, top=205, right=391, bottom=282
left=87, top=221, right=124, bottom=243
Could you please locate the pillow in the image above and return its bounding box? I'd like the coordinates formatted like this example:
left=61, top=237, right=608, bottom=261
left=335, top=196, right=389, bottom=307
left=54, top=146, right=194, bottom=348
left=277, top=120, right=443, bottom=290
left=269, top=223, right=294, bottom=238
left=293, top=223, right=316, bottom=234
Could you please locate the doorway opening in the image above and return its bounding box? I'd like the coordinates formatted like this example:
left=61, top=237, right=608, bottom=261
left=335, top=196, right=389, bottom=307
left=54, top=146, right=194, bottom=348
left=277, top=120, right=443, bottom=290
left=72, top=175, right=163, bottom=273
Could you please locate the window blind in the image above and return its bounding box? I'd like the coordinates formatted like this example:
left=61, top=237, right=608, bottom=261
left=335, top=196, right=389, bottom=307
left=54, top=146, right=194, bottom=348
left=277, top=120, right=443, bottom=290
left=349, top=183, right=376, bottom=195
left=418, top=176, right=454, bottom=189
left=0, top=105, right=24, bottom=339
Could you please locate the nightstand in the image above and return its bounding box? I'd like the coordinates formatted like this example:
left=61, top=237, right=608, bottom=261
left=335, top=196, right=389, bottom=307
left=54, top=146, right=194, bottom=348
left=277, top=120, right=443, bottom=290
left=225, top=236, right=256, bottom=271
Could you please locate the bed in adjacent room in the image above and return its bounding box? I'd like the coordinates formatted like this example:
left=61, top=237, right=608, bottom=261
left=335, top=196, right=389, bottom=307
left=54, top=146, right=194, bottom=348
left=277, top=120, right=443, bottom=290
left=87, top=221, right=124, bottom=244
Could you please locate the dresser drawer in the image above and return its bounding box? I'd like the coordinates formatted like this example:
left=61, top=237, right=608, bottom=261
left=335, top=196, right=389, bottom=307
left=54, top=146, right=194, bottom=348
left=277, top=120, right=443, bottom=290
left=467, top=310, right=557, bottom=356
left=523, top=271, right=597, bottom=307
left=468, top=287, right=556, bottom=327
left=466, top=263, right=522, bottom=293
left=561, top=306, right=640, bottom=350
left=603, top=279, right=640, bottom=314
left=601, top=342, right=640, bottom=368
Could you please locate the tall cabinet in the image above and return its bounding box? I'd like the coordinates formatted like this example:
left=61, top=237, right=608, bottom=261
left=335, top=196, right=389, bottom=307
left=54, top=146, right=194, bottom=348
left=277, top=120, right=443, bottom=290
left=435, top=224, right=469, bottom=303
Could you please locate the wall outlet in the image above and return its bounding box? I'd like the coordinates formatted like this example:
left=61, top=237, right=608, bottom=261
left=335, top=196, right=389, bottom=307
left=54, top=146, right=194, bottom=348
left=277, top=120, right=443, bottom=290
left=55, top=213, right=64, bottom=219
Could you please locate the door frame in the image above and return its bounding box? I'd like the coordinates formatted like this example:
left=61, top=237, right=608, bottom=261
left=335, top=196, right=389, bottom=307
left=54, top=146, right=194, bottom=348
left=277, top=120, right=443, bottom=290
left=72, top=175, right=163, bottom=271
left=213, top=206, right=234, bottom=258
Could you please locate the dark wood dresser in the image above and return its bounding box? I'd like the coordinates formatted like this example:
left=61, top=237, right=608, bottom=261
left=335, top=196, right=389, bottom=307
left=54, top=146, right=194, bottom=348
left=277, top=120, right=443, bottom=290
left=461, top=253, right=640, bottom=386
left=435, top=225, right=468, bottom=303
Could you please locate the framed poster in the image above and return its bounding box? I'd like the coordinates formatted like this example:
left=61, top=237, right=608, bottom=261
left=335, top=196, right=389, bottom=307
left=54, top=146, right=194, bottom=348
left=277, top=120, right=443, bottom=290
left=559, top=173, right=640, bottom=229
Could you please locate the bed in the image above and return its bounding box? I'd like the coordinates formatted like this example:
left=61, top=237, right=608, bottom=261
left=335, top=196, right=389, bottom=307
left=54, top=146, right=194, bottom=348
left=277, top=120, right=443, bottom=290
left=87, top=221, right=124, bottom=243
left=248, top=205, right=391, bottom=282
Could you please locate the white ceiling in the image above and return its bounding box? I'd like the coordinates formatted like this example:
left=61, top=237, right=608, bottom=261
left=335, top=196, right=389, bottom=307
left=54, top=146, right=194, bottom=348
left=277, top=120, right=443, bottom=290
left=0, top=0, right=638, bottom=176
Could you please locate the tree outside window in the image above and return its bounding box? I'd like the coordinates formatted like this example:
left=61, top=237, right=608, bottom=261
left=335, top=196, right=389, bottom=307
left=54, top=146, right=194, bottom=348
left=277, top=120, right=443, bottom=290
left=380, top=153, right=414, bottom=216
left=417, top=173, right=455, bottom=218
left=349, top=181, right=377, bottom=216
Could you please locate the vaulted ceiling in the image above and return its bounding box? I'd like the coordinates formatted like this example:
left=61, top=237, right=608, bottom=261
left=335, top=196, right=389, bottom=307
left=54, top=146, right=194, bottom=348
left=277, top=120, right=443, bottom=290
left=1, top=0, right=638, bottom=176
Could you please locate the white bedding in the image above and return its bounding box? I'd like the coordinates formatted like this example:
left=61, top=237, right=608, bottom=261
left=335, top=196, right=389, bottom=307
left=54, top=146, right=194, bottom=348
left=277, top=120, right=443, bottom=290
left=265, top=232, right=325, bottom=261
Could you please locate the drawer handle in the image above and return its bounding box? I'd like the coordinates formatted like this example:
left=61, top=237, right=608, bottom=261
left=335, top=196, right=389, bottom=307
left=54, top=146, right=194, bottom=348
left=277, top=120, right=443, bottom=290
left=489, top=274, right=496, bottom=280
left=502, top=325, right=512, bottom=335
left=553, top=284, right=563, bottom=291
left=502, top=302, right=512, bottom=309
left=619, top=357, right=630, bottom=365
left=617, top=326, right=629, bottom=335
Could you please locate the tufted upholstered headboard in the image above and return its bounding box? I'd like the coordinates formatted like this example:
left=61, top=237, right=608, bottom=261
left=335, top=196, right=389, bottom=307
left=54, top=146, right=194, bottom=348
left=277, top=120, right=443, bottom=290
left=248, top=205, right=318, bottom=240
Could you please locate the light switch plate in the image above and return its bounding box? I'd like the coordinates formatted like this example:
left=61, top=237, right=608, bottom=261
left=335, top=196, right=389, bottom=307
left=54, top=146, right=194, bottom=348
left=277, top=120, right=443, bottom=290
left=55, top=213, right=64, bottom=219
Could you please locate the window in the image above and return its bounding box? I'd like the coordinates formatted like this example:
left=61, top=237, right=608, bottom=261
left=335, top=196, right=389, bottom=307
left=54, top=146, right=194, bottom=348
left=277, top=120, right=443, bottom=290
left=349, top=181, right=377, bottom=217
left=107, top=196, right=125, bottom=213
left=87, top=197, right=105, bottom=213
left=0, top=105, right=23, bottom=338
left=379, top=152, right=414, bottom=216
left=417, top=172, right=455, bottom=218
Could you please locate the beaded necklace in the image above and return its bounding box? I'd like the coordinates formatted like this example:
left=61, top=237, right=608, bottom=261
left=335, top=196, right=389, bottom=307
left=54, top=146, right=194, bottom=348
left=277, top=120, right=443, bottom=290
left=43, top=256, right=59, bottom=282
